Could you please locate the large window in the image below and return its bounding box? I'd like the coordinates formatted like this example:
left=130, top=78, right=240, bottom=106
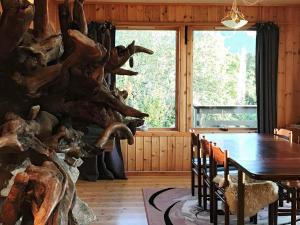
left=192, top=31, right=257, bottom=128
left=116, top=29, right=177, bottom=129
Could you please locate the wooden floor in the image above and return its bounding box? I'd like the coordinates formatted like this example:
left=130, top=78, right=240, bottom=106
left=76, top=175, right=190, bottom=225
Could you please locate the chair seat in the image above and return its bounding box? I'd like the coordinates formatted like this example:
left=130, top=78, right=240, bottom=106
left=213, top=175, right=279, bottom=217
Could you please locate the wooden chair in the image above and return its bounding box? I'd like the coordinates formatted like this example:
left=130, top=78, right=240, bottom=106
left=274, top=128, right=293, bottom=207
left=273, top=129, right=300, bottom=224
left=210, top=143, right=263, bottom=225
left=190, top=129, right=201, bottom=206
left=210, top=142, right=230, bottom=225
left=200, top=137, right=211, bottom=213
left=274, top=128, right=293, bottom=143
left=201, top=137, right=247, bottom=223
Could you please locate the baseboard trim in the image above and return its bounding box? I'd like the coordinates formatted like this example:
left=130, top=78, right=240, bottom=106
left=126, top=171, right=191, bottom=176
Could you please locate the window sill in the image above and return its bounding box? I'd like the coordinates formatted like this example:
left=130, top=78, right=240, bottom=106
left=135, top=130, right=189, bottom=137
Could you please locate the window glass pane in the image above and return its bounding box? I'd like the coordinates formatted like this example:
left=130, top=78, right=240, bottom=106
left=192, top=31, right=257, bottom=128
left=116, top=30, right=177, bottom=128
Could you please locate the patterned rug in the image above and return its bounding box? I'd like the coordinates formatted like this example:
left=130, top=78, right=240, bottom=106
left=143, top=188, right=300, bottom=225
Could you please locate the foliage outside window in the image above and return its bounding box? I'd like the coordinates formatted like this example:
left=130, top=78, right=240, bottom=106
left=116, top=30, right=177, bottom=129
left=192, top=31, right=257, bottom=128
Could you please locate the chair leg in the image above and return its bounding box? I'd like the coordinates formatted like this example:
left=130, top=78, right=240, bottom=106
left=268, top=202, right=274, bottom=225
left=250, top=214, right=258, bottom=224
left=274, top=201, right=278, bottom=225
left=291, top=188, right=297, bottom=225
left=191, top=168, right=195, bottom=196
left=198, top=169, right=202, bottom=207
left=209, top=182, right=214, bottom=223
left=224, top=202, right=230, bottom=225
left=213, top=186, right=218, bottom=225
left=203, top=179, right=208, bottom=210
left=278, top=186, right=284, bottom=207
left=297, top=189, right=300, bottom=209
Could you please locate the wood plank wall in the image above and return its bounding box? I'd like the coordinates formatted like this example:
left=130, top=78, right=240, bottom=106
left=51, top=1, right=300, bottom=171
left=120, top=132, right=191, bottom=172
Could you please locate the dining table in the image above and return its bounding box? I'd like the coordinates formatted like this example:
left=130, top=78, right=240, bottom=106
left=203, top=133, right=300, bottom=225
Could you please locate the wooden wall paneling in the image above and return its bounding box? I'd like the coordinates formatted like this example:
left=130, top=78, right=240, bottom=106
left=175, top=5, right=185, bottom=22
left=136, top=5, right=145, bottom=22
left=159, top=137, right=168, bottom=171
left=183, top=136, right=191, bottom=171
left=178, top=26, right=187, bottom=132
left=120, top=139, right=128, bottom=171
left=128, top=4, right=138, bottom=21
left=127, top=137, right=136, bottom=171
left=151, top=5, right=161, bottom=22
left=192, top=6, right=209, bottom=23
left=275, top=7, right=287, bottom=24
left=167, top=5, right=176, bottom=22
left=160, top=5, right=168, bottom=22
left=84, top=4, right=97, bottom=22
left=95, top=5, right=106, bottom=21
left=207, top=6, right=219, bottom=22
left=151, top=137, right=160, bottom=170
left=110, top=4, right=120, bottom=21
left=167, top=136, right=176, bottom=170
left=135, top=137, right=144, bottom=171
left=143, top=137, right=152, bottom=171
left=184, top=6, right=193, bottom=22
left=242, top=6, right=260, bottom=22
left=277, top=26, right=287, bottom=127
left=296, top=21, right=300, bottom=107
left=118, top=4, right=128, bottom=21
left=175, top=137, right=184, bottom=171
left=284, top=25, right=295, bottom=125
left=260, top=6, right=271, bottom=21
left=186, top=26, right=193, bottom=129
left=293, top=24, right=300, bottom=123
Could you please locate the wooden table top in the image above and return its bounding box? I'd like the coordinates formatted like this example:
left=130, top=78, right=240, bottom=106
left=203, top=133, right=300, bottom=181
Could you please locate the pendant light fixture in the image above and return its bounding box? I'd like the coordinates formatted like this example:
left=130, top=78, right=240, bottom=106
left=221, top=0, right=248, bottom=29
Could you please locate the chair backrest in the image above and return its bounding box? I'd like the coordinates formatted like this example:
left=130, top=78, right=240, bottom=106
left=189, top=129, right=200, bottom=160
left=190, top=129, right=198, bottom=146
left=200, top=136, right=210, bottom=156
left=211, top=143, right=229, bottom=187
left=274, top=128, right=293, bottom=143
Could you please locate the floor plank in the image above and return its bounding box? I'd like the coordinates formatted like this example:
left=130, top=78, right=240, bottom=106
left=76, top=175, right=190, bottom=225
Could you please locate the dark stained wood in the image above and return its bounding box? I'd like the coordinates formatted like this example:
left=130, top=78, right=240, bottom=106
left=205, top=133, right=300, bottom=225
left=204, top=133, right=300, bottom=181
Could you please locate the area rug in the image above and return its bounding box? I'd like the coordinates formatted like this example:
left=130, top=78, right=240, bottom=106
left=143, top=188, right=300, bottom=225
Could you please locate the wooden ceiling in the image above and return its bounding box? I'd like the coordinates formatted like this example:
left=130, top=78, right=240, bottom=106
left=97, top=0, right=300, bottom=5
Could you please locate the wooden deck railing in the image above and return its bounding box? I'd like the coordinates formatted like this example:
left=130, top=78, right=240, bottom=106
left=193, top=105, right=257, bottom=128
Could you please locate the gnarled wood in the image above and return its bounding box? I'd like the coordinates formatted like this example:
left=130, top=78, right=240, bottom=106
left=0, top=0, right=34, bottom=62
left=33, top=0, right=54, bottom=39
left=0, top=0, right=153, bottom=223
left=73, top=0, right=88, bottom=35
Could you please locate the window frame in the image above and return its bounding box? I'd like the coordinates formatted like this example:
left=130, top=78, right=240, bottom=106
left=115, top=25, right=181, bottom=131
left=187, top=25, right=258, bottom=132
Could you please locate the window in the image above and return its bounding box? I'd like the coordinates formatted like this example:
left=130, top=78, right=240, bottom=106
left=192, top=31, right=257, bottom=128
left=116, top=29, right=177, bottom=129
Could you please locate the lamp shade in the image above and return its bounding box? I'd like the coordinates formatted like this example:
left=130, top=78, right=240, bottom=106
left=221, top=17, right=248, bottom=29
left=221, top=0, right=248, bottom=29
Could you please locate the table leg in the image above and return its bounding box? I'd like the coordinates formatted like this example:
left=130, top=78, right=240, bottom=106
left=238, top=170, right=245, bottom=225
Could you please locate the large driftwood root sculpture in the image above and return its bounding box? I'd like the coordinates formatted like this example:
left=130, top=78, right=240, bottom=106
left=0, top=0, right=153, bottom=224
